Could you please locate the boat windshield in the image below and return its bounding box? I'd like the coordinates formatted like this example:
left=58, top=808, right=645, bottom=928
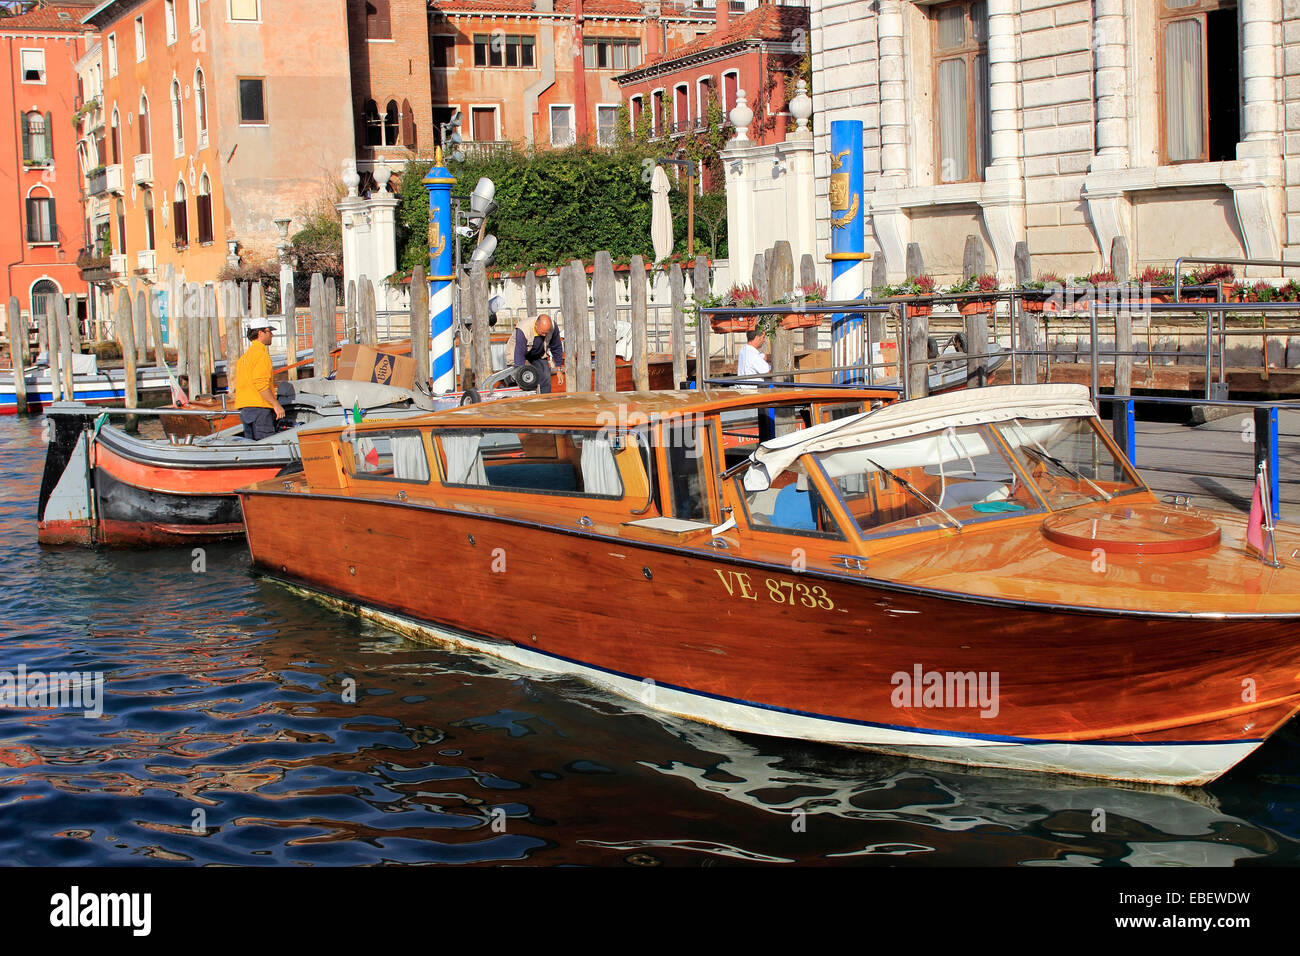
left=812, top=424, right=1043, bottom=540
left=997, top=416, right=1142, bottom=509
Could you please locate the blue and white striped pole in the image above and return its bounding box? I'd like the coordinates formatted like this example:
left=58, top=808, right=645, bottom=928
left=423, top=154, right=457, bottom=394
left=828, top=120, right=869, bottom=384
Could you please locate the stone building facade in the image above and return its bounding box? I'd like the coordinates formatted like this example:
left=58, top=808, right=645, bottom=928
left=810, top=0, right=1295, bottom=282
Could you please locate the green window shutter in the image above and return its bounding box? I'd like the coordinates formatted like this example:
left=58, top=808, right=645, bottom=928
left=44, top=111, right=54, bottom=162
left=25, top=199, right=36, bottom=242
left=48, top=199, right=56, bottom=242
left=21, top=119, right=30, bottom=163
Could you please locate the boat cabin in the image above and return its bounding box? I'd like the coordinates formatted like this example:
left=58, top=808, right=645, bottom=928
left=274, top=385, right=1172, bottom=575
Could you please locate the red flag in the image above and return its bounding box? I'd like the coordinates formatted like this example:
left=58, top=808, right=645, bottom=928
left=365, top=445, right=380, bottom=466
left=1247, top=471, right=1268, bottom=556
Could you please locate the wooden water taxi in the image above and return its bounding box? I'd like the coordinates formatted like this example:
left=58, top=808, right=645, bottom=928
left=36, top=378, right=472, bottom=548
left=237, top=384, right=1300, bottom=785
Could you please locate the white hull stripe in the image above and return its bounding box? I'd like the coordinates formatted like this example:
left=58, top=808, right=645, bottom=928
left=273, top=577, right=1265, bottom=785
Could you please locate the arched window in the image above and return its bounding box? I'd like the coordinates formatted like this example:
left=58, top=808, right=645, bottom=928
left=170, top=79, right=184, bottom=155
left=138, top=94, right=151, bottom=154
left=196, top=172, right=213, bottom=244
left=194, top=68, right=208, bottom=144
left=110, top=108, right=121, bottom=164
left=25, top=185, right=56, bottom=243
left=116, top=198, right=127, bottom=253
left=383, top=100, right=399, bottom=146
left=362, top=99, right=382, bottom=147
left=23, top=111, right=51, bottom=164
left=173, top=179, right=189, bottom=248
left=31, top=279, right=61, bottom=328
left=400, top=98, right=415, bottom=148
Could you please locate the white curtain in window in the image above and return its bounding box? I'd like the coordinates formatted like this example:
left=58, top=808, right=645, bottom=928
left=579, top=437, right=620, bottom=496
left=1164, top=18, right=1204, bottom=162
left=937, top=59, right=968, bottom=182
left=391, top=435, right=429, bottom=482
left=354, top=436, right=378, bottom=472
left=442, top=434, right=485, bottom=484
left=936, top=5, right=964, bottom=48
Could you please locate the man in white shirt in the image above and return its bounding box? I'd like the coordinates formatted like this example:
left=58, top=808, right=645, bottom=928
left=736, top=329, right=771, bottom=382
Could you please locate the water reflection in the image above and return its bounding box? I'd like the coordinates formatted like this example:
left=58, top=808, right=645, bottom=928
left=1, top=414, right=1298, bottom=866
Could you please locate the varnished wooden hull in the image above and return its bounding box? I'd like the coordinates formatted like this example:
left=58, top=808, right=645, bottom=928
left=240, top=490, right=1300, bottom=785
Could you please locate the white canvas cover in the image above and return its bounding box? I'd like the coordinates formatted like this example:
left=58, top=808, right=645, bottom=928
left=744, top=384, right=1097, bottom=491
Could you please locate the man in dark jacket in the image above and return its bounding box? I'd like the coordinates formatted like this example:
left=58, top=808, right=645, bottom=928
left=512, top=314, right=565, bottom=393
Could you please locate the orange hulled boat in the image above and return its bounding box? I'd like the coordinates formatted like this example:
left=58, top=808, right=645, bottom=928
left=237, top=384, right=1300, bottom=785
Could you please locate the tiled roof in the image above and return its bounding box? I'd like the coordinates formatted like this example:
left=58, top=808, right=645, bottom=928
left=643, top=4, right=805, bottom=65
left=0, top=3, right=96, bottom=31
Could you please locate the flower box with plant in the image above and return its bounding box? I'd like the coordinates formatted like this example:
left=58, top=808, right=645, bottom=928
left=876, top=275, right=936, bottom=316
left=947, top=274, right=1000, bottom=315
left=1232, top=280, right=1279, bottom=304
left=705, top=283, right=781, bottom=334
left=1135, top=266, right=1176, bottom=302
left=778, top=281, right=827, bottom=329
left=1279, top=279, right=1300, bottom=303
left=1182, top=264, right=1234, bottom=302
left=1018, top=273, right=1064, bottom=312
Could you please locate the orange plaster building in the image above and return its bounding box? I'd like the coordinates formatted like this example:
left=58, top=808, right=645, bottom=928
left=83, top=0, right=356, bottom=305
left=1, top=1, right=95, bottom=334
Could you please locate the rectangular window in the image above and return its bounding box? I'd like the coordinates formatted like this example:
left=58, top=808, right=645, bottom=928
left=238, top=78, right=266, bottom=124
left=932, top=0, right=989, bottom=184
left=20, top=49, right=45, bottom=84
left=473, top=33, right=534, bottom=68
left=365, top=0, right=391, bottom=40
left=165, top=0, right=177, bottom=43
left=435, top=430, right=623, bottom=499
left=471, top=106, right=496, bottom=141
left=345, top=430, right=431, bottom=483
left=135, top=16, right=146, bottom=61
left=596, top=105, right=618, bottom=146
left=550, top=105, right=574, bottom=146
left=431, top=35, right=455, bottom=68
left=189, top=0, right=201, bottom=31
left=26, top=197, right=56, bottom=244
left=583, top=38, right=639, bottom=71
left=229, top=0, right=259, bottom=20
left=1159, top=0, right=1238, bottom=164
left=107, top=34, right=117, bottom=77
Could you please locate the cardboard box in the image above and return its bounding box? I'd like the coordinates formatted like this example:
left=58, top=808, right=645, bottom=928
left=335, top=345, right=416, bottom=390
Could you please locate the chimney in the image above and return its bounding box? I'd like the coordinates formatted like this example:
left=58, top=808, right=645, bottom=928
left=644, top=2, right=661, bottom=59
left=715, top=0, right=730, bottom=32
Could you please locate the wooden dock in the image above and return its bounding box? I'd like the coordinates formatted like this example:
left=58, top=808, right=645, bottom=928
left=1124, top=409, right=1300, bottom=522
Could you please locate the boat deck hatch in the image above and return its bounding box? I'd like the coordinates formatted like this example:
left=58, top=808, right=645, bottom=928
left=1041, top=505, right=1221, bottom=555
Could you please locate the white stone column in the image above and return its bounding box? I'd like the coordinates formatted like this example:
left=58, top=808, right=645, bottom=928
left=1091, top=0, right=1129, bottom=167
left=1239, top=0, right=1279, bottom=144
left=366, top=194, right=400, bottom=309
left=877, top=0, right=907, bottom=186
left=985, top=0, right=1021, bottom=178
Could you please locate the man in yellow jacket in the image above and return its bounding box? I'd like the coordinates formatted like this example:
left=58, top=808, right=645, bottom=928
left=234, top=317, right=284, bottom=440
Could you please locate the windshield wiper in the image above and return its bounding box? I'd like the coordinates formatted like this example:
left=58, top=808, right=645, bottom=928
left=1021, top=445, right=1112, bottom=501
left=865, top=457, right=963, bottom=530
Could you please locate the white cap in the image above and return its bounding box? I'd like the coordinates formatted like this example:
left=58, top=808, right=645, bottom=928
left=247, top=317, right=275, bottom=331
